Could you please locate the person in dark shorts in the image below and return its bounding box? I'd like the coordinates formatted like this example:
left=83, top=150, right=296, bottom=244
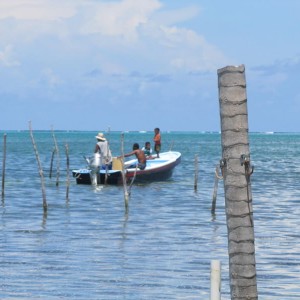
left=153, top=127, right=161, bottom=158
left=119, top=143, right=147, bottom=170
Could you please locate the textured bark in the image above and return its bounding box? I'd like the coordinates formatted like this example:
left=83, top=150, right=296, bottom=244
left=218, top=65, right=258, bottom=299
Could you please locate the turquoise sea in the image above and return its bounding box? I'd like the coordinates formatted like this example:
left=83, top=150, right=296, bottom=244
left=1, top=131, right=300, bottom=299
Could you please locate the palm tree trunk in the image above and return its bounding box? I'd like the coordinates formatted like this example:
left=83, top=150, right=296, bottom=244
left=218, top=65, right=258, bottom=299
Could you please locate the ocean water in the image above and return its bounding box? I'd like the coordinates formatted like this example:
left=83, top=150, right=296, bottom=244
left=0, top=131, right=299, bottom=299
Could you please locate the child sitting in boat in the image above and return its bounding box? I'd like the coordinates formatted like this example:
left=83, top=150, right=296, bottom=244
left=142, top=141, right=154, bottom=159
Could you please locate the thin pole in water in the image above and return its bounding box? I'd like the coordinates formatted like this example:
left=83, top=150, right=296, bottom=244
left=120, top=133, right=129, bottom=213
left=194, top=154, right=199, bottom=191
left=211, top=172, right=218, bottom=214
left=1, top=133, right=7, bottom=199
left=65, top=143, right=70, bottom=201
left=29, top=121, right=47, bottom=212
left=211, top=164, right=223, bottom=215
left=51, top=127, right=60, bottom=186
left=49, top=147, right=55, bottom=178
left=210, top=260, right=221, bottom=300
left=105, top=126, right=111, bottom=185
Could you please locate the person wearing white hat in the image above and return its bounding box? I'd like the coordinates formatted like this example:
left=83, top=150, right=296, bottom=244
left=94, top=132, right=113, bottom=169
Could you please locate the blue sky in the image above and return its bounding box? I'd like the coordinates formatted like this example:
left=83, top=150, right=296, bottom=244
left=0, top=0, right=299, bottom=132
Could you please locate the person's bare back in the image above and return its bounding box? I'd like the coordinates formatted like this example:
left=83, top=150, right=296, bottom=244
left=118, top=143, right=147, bottom=170
left=133, top=149, right=146, bottom=164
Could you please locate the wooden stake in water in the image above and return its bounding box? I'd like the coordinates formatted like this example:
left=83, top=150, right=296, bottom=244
left=65, top=144, right=70, bottom=200
left=120, top=133, right=129, bottom=212
left=218, top=65, right=257, bottom=299
left=105, top=126, right=111, bottom=185
left=51, top=127, right=60, bottom=186
left=29, top=121, right=47, bottom=212
left=2, top=133, right=7, bottom=198
left=194, top=154, right=199, bottom=191
left=211, top=165, right=223, bottom=214
left=49, top=147, right=55, bottom=178
left=210, top=260, right=221, bottom=300
left=211, top=170, right=218, bottom=215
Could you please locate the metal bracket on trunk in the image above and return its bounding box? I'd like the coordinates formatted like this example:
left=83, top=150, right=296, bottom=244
left=240, top=154, right=254, bottom=176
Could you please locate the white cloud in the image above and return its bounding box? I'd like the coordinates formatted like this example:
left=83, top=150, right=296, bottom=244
left=0, top=0, right=228, bottom=74
left=0, top=0, right=230, bottom=110
left=159, top=26, right=227, bottom=72
left=152, top=4, right=201, bottom=26
left=0, top=0, right=76, bottom=21
left=79, top=0, right=162, bottom=42
left=0, top=45, right=20, bottom=67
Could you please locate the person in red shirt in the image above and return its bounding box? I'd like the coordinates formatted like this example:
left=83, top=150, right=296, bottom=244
left=153, top=127, right=161, bottom=158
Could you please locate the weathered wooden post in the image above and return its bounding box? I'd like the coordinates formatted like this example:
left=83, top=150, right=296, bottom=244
left=65, top=144, right=70, bottom=200
left=29, top=121, right=47, bottom=212
left=120, top=133, right=129, bottom=213
left=51, top=127, right=60, bottom=186
left=49, top=147, right=55, bottom=178
left=194, top=154, right=198, bottom=191
left=218, top=65, right=258, bottom=299
left=2, top=133, right=7, bottom=198
left=211, top=165, right=222, bottom=214
left=210, top=260, right=221, bottom=300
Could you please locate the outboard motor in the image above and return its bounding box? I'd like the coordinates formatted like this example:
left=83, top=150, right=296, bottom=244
left=85, top=153, right=101, bottom=185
